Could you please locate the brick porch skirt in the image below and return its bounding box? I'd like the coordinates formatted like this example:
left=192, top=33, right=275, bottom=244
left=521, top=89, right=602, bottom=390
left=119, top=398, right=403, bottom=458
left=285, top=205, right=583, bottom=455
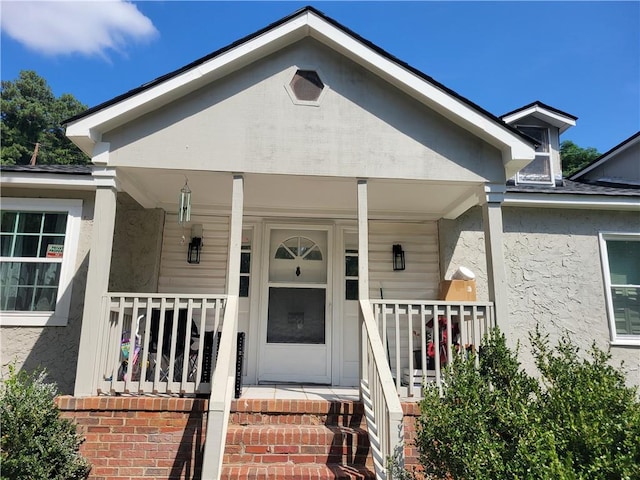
left=55, top=396, right=422, bottom=480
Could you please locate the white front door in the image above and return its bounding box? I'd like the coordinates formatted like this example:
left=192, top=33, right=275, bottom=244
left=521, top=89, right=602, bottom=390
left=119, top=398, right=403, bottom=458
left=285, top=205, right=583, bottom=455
left=258, top=227, right=331, bottom=384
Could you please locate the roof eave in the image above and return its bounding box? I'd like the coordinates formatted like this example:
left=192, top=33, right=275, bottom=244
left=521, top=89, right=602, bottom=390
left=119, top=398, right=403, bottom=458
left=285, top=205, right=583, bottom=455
left=501, top=103, right=577, bottom=133
left=1, top=171, right=96, bottom=190
left=66, top=7, right=535, bottom=168
left=504, top=192, right=640, bottom=211
left=570, top=131, right=640, bottom=180
left=65, top=12, right=312, bottom=156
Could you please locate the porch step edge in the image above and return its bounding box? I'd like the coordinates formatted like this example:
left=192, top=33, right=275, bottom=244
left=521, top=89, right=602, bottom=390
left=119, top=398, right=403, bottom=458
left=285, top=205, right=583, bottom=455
left=220, top=464, right=376, bottom=480
left=231, top=398, right=364, bottom=414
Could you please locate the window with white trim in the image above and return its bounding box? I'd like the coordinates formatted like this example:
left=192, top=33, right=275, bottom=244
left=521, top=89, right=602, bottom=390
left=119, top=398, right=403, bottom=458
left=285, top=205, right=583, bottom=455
left=599, top=233, right=640, bottom=345
left=239, top=229, right=252, bottom=298
left=516, top=126, right=553, bottom=185
left=345, top=248, right=358, bottom=301
left=1, top=198, right=82, bottom=326
left=344, top=232, right=358, bottom=301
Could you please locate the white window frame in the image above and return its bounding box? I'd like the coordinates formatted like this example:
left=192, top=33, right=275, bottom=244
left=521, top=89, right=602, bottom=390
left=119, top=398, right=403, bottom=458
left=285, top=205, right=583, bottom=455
left=345, top=248, right=358, bottom=301
left=515, top=125, right=554, bottom=186
left=239, top=227, right=252, bottom=298
left=1, top=198, right=83, bottom=327
left=598, top=232, right=640, bottom=346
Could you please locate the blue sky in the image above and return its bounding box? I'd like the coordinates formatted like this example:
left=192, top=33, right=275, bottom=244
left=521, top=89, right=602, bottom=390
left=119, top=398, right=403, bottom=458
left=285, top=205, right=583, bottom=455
left=1, top=1, right=638, bottom=153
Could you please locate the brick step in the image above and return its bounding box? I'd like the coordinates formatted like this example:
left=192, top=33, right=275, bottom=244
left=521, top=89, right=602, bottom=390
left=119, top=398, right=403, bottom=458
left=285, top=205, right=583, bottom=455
left=224, top=424, right=372, bottom=467
left=220, top=464, right=376, bottom=480
left=229, top=411, right=365, bottom=427
left=223, top=399, right=375, bottom=479
left=230, top=399, right=365, bottom=428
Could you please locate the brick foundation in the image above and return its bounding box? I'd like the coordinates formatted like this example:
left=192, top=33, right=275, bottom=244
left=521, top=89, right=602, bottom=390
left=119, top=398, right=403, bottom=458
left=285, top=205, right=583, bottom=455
left=55, top=396, right=423, bottom=480
left=402, top=402, right=423, bottom=475
left=56, top=396, right=208, bottom=480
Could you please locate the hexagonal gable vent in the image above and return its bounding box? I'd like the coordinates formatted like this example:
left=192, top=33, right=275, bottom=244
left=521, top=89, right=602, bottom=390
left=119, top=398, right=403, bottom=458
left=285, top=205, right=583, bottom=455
left=290, top=70, right=324, bottom=102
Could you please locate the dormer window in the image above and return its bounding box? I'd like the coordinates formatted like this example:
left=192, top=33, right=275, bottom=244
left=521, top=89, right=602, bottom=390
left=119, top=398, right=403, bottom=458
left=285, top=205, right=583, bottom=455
left=516, top=125, right=553, bottom=185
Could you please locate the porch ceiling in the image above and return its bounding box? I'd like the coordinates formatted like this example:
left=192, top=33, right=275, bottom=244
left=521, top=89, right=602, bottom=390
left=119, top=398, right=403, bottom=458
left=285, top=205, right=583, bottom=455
left=118, top=167, right=482, bottom=220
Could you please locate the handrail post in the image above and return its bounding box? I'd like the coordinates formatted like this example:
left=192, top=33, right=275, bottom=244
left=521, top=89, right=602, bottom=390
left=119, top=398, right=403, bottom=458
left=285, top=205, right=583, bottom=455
left=201, top=296, right=237, bottom=480
left=360, top=300, right=405, bottom=479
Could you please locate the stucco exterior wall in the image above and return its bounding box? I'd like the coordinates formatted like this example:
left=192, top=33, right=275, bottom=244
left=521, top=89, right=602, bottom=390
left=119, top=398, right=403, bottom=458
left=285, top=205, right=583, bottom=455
left=108, top=193, right=165, bottom=293
left=1, top=188, right=94, bottom=394
left=103, top=38, right=504, bottom=183
left=439, top=206, right=490, bottom=301
left=439, top=205, right=640, bottom=387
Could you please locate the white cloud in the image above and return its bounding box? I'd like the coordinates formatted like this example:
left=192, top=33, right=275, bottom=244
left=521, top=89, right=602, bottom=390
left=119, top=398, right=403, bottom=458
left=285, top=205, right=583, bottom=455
left=0, top=0, right=158, bottom=57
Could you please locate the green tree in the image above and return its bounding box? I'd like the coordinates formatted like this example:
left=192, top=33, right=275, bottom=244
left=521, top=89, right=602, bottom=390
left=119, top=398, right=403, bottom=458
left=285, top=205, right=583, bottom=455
left=400, top=327, right=640, bottom=480
left=561, top=140, right=601, bottom=177
left=1, top=70, right=89, bottom=166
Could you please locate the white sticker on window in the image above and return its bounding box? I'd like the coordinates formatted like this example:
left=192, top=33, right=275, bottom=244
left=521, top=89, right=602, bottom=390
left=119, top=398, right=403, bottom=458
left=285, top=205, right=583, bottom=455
left=46, top=244, right=64, bottom=258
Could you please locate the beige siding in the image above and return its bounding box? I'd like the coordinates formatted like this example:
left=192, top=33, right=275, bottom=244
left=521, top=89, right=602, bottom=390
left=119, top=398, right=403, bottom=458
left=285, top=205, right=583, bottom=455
left=367, top=221, right=440, bottom=378
left=369, top=221, right=440, bottom=300
left=158, top=213, right=229, bottom=295
left=158, top=217, right=440, bottom=384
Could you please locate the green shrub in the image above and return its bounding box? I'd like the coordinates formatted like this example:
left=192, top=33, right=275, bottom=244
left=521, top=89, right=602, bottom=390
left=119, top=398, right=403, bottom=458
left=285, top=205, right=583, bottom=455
left=1, top=364, right=91, bottom=480
left=405, top=327, right=640, bottom=480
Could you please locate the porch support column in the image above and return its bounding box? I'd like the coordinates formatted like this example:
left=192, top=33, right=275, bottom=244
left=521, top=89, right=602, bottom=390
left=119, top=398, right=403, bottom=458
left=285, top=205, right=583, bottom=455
left=357, top=180, right=370, bottom=301
left=74, top=145, right=118, bottom=397
left=202, top=174, right=244, bottom=479
left=357, top=180, right=370, bottom=398
left=481, top=183, right=508, bottom=328
left=226, top=174, right=244, bottom=296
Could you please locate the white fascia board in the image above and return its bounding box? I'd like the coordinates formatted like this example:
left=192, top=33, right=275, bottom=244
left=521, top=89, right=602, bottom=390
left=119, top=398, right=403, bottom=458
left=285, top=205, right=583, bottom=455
left=307, top=12, right=534, bottom=165
left=502, top=105, right=576, bottom=132
left=1, top=172, right=95, bottom=190
left=65, top=14, right=310, bottom=156
left=504, top=192, right=640, bottom=211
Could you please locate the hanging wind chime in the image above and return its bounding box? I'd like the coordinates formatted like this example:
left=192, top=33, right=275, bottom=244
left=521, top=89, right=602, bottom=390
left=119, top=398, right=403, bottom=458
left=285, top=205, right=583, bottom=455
left=178, top=178, right=191, bottom=244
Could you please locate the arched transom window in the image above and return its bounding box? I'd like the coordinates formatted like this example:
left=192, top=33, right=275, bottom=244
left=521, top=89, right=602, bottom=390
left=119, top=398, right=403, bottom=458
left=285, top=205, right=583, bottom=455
left=274, top=236, right=323, bottom=261
left=269, top=232, right=327, bottom=284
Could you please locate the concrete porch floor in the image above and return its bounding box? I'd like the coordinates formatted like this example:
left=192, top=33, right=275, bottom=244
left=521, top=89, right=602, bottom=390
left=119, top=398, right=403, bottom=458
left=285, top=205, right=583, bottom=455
left=240, top=385, right=360, bottom=401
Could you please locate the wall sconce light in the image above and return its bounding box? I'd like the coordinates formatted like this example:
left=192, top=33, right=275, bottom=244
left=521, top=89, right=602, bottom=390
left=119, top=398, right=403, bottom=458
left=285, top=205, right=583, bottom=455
left=178, top=179, right=191, bottom=225
left=188, top=224, right=203, bottom=264
left=393, top=244, right=405, bottom=271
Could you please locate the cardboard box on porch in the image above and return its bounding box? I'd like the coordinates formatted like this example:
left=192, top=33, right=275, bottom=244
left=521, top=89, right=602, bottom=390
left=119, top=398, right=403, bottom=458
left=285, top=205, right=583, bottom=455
left=439, top=279, right=477, bottom=301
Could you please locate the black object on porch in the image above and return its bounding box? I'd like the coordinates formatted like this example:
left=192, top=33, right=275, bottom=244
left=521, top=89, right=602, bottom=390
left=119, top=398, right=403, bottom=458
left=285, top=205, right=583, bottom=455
left=148, top=309, right=202, bottom=383
left=149, top=309, right=197, bottom=358
left=215, top=331, right=245, bottom=399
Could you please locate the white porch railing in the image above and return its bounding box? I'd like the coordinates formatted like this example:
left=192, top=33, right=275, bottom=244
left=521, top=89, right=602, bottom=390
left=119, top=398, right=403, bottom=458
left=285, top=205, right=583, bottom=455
left=360, top=299, right=405, bottom=480
left=371, top=300, right=495, bottom=397
left=96, top=293, right=226, bottom=396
